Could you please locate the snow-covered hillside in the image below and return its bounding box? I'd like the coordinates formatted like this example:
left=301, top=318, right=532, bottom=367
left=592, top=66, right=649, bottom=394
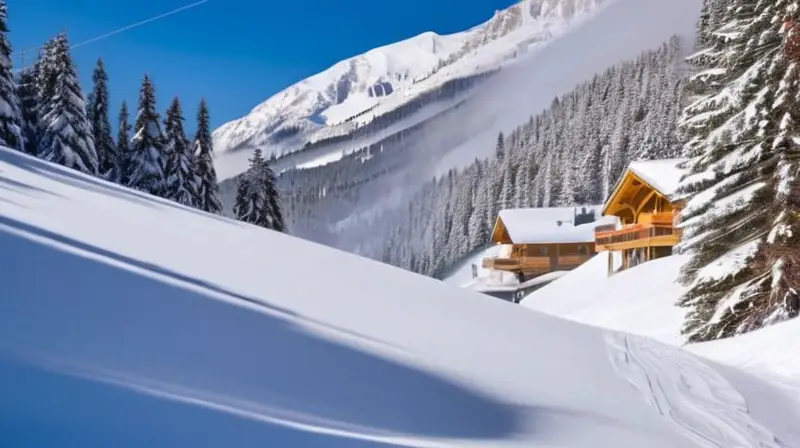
left=522, top=255, right=689, bottom=345
left=212, top=0, right=611, bottom=179
left=521, top=253, right=800, bottom=416
left=3, top=147, right=798, bottom=446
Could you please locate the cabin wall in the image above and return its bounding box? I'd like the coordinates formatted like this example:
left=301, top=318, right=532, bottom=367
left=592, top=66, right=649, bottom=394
left=515, top=242, right=593, bottom=257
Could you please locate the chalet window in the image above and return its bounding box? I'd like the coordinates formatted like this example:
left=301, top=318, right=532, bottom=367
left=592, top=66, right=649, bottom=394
left=539, top=247, right=548, bottom=255
left=578, top=245, right=587, bottom=255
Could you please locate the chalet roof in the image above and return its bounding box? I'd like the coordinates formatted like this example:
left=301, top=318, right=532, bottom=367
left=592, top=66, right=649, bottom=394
left=601, top=158, right=689, bottom=216
left=626, top=158, right=688, bottom=199
left=496, top=206, right=617, bottom=244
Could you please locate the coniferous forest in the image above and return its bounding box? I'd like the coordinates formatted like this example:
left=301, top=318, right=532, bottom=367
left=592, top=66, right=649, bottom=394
left=373, top=37, right=686, bottom=278
left=0, top=0, right=283, bottom=231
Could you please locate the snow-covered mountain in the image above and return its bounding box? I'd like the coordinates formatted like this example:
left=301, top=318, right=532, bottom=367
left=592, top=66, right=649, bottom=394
left=212, top=0, right=610, bottom=179
left=3, top=145, right=799, bottom=447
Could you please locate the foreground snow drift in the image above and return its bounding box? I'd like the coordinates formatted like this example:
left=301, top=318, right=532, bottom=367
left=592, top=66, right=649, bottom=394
left=521, top=250, right=800, bottom=437
left=521, top=255, right=689, bottom=345
left=0, top=147, right=796, bottom=447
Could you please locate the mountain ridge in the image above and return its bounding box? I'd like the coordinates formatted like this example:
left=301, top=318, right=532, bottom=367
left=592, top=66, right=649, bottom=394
left=211, top=0, right=610, bottom=179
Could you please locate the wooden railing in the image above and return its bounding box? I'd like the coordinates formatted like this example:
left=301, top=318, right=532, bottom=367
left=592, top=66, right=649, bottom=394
left=483, top=256, right=550, bottom=272
left=638, top=211, right=674, bottom=226
left=595, top=223, right=681, bottom=250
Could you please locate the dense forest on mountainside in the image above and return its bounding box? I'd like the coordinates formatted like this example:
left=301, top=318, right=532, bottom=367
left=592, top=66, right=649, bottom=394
left=246, top=37, right=686, bottom=268
left=372, top=37, right=686, bottom=277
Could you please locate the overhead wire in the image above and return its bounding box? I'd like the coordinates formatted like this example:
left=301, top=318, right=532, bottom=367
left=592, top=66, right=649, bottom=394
left=12, top=0, right=209, bottom=70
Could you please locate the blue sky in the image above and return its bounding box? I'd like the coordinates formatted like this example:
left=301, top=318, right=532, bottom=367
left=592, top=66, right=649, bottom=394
left=9, top=0, right=517, bottom=133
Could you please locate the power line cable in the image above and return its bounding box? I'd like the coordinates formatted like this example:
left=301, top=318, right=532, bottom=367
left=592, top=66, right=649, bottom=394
left=13, top=0, right=209, bottom=70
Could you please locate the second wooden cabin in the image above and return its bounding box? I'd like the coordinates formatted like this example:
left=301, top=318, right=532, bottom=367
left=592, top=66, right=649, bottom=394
left=483, top=207, right=617, bottom=282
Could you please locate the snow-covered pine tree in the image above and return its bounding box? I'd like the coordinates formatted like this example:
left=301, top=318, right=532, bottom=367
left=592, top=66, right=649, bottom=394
left=495, top=131, right=505, bottom=160
left=194, top=99, right=223, bottom=214
left=446, top=169, right=473, bottom=263
left=498, top=155, right=515, bottom=210
left=16, top=68, right=38, bottom=154
left=468, top=162, right=490, bottom=247
left=163, top=97, right=199, bottom=206
left=233, top=148, right=285, bottom=231
left=262, top=154, right=286, bottom=232
left=676, top=0, right=800, bottom=342
left=33, top=39, right=57, bottom=117
left=0, top=0, right=21, bottom=150
left=127, top=74, right=166, bottom=195
left=37, top=33, right=98, bottom=175
left=88, top=59, right=119, bottom=180
left=116, top=101, right=131, bottom=184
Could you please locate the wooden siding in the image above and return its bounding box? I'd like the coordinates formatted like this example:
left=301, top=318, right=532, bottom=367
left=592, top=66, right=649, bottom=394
left=482, top=242, right=595, bottom=279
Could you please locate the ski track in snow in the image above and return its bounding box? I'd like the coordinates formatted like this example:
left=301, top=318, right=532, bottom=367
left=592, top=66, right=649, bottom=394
left=604, top=331, right=784, bottom=448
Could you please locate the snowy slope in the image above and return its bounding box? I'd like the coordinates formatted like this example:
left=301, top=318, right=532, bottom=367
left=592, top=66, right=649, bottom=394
left=520, top=251, right=800, bottom=426
left=521, top=254, right=689, bottom=345
left=2, top=147, right=798, bottom=446
left=212, top=0, right=611, bottom=178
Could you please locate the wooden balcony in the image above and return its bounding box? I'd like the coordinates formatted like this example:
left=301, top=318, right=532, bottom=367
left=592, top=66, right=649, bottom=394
left=595, top=221, right=681, bottom=251
left=558, top=255, right=593, bottom=267
left=482, top=255, right=593, bottom=273
left=482, top=256, right=550, bottom=272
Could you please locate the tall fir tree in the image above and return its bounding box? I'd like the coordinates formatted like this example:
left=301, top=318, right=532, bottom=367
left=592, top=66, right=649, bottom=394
left=116, top=101, right=131, bottom=184
left=676, top=0, right=800, bottom=341
left=34, top=39, right=57, bottom=118
left=0, top=0, right=22, bottom=150
left=127, top=74, right=165, bottom=195
left=495, top=131, right=505, bottom=160
left=37, top=33, right=98, bottom=175
left=17, top=68, right=38, bottom=154
left=88, top=59, right=118, bottom=180
left=163, top=97, right=199, bottom=206
left=233, top=148, right=285, bottom=231
left=194, top=99, right=223, bottom=214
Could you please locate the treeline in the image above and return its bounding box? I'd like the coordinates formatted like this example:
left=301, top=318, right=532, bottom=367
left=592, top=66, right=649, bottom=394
left=378, top=37, right=685, bottom=278
left=0, top=0, right=283, bottom=232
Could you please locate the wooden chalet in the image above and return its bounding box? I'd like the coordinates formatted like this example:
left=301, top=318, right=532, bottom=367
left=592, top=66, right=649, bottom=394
left=482, top=207, right=616, bottom=281
left=594, top=158, right=687, bottom=275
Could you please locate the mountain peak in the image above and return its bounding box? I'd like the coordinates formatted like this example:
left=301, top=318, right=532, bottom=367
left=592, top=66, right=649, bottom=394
left=212, top=0, right=608, bottom=180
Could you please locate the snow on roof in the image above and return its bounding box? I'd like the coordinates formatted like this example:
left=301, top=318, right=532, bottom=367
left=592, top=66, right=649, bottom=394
left=627, top=158, right=688, bottom=199
left=497, top=206, right=617, bottom=244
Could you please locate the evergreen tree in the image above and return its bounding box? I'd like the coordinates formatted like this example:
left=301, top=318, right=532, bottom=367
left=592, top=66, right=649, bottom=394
left=88, top=59, right=118, bottom=180
left=37, top=33, right=98, bottom=175
left=17, top=68, right=38, bottom=154
left=127, top=74, right=165, bottom=195
left=468, top=164, right=490, bottom=247
left=194, top=99, right=223, bottom=214
left=116, top=101, right=131, bottom=184
left=0, top=0, right=21, bottom=150
left=498, top=156, right=515, bottom=210
left=34, top=39, right=57, bottom=117
left=233, top=148, right=285, bottom=231
left=676, top=0, right=800, bottom=341
left=163, top=97, right=199, bottom=206
left=495, top=131, right=505, bottom=160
